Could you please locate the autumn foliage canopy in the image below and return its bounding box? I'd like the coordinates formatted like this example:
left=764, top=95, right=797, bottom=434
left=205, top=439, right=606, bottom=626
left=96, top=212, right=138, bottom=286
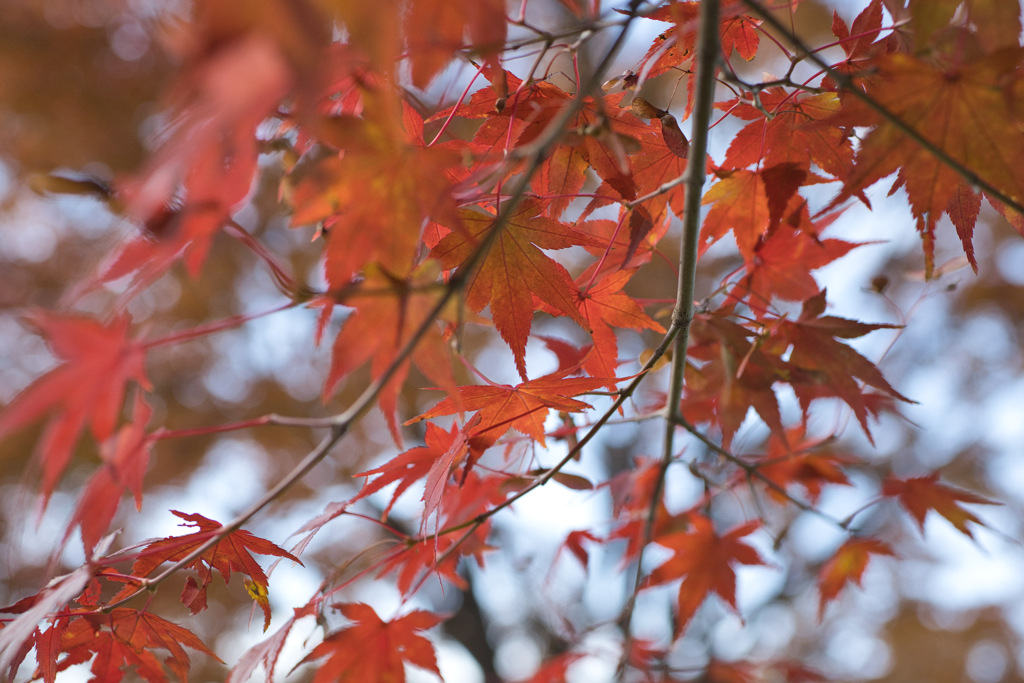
left=1, top=0, right=1022, bottom=681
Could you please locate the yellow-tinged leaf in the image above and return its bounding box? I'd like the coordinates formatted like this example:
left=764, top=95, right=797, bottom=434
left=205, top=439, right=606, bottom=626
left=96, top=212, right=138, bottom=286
left=245, top=578, right=272, bottom=632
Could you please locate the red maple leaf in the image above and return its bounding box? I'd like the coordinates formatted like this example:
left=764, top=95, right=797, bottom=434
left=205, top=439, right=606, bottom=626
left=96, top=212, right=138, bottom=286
left=646, top=516, right=766, bottom=635
left=730, top=213, right=860, bottom=316
left=632, top=2, right=761, bottom=82
left=376, top=471, right=505, bottom=595
left=679, top=314, right=789, bottom=447
left=116, top=511, right=301, bottom=621
left=430, top=199, right=597, bottom=379
left=68, top=395, right=155, bottom=554
left=609, top=115, right=691, bottom=226
left=55, top=608, right=221, bottom=683
left=882, top=473, right=999, bottom=538
left=298, top=603, right=442, bottom=683
left=720, top=90, right=853, bottom=180
left=435, top=73, right=639, bottom=219
left=831, top=0, right=885, bottom=64
left=817, top=538, right=894, bottom=618
left=352, top=419, right=473, bottom=530
left=575, top=216, right=667, bottom=281
left=0, top=312, right=149, bottom=502
left=770, top=290, right=909, bottom=440
left=754, top=428, right=851, bottom=505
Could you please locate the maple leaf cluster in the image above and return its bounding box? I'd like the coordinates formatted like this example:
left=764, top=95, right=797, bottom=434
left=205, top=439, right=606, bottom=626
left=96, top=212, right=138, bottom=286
left=1, top=0, right=1019, bottom=681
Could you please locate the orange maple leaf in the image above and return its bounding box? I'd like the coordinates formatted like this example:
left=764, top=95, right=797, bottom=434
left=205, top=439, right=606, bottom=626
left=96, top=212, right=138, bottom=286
left=817, top=538, right=894, bottom=618
left=720, top=90, right=853, bottom=179
left=409, top=370, right=608, bottom=453
left=298, top=603, right=442, bottom=683
left=646, top=516, right=766, bottom=635
left=320, top=262, right=457, bottom=444
left=291, top=101, right=464, bottom=288
left=575, top=269, right=665, bottom=383
left=832, top=50, right=1024, bottom=274
left=0, top=312, right=149, bottom=502
left=882, top=473, right=999, bottom=538
left=430, top=199, right=596, bottom=379
left=701, top=169, right=770, bottom=260
left=720, top=13, right=760, bottom=61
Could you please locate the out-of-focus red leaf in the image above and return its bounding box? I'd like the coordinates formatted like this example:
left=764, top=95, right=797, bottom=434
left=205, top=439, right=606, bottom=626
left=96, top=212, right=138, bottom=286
left=882, top=473, right=999, bottom=538
left=680, top=314, right=789, bottom=447
left=755, top=428, right=851, bottom=504
left=817, top=538, right=894, bottom=618
left=292, top=103, right=464, bottom=289
left=404, top=0, right=506, bottom=88
left=68, top=395, right=155, bottom=554
left=297, top=603, right=442, bottom=683
left=0, top=312, right=149, bottom=503
left=771, top=290, right=910, bottom=441
left=321, top=262, right=457, bottom=444
left=228, top=604, right=317, bottom=683
left=731, top=219, right=860, bottom=315
left=559, top=530, right=601, bottom=570
left=830, top=51, right=1024, bottom=276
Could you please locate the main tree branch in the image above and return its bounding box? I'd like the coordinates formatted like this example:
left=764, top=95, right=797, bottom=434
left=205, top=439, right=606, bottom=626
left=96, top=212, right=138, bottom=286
left=618, top=0, right=721, bottom=674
